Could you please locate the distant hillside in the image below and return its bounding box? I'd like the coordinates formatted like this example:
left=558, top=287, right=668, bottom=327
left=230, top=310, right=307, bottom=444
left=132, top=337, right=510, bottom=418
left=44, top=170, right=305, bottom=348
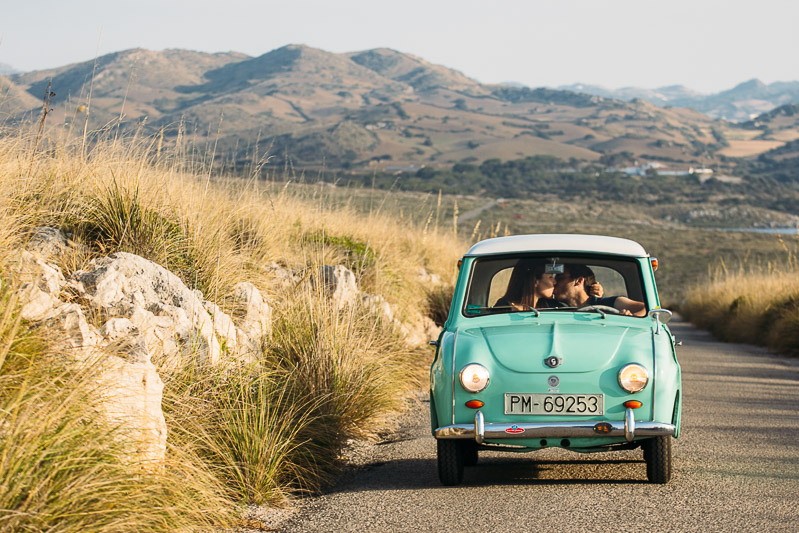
left=557, top=83, right=703, bottom=106
left=5, top=45, right=799, bottom=173
left=557, top=79, right=799, bottom=122
left=348, top=48, right=486, bottom=94
left=732, top=105, right=799, bottom=182
left=0, top=75, right=41, bottom=114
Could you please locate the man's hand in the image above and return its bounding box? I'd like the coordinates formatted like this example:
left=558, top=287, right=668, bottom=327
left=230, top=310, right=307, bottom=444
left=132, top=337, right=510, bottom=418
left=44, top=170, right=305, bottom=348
left=589, top=282, right=604, bottom=298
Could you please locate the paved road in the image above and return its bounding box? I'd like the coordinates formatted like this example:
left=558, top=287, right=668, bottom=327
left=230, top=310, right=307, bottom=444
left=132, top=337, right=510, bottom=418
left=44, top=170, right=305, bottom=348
left=279, top=319, right=799, bottom=532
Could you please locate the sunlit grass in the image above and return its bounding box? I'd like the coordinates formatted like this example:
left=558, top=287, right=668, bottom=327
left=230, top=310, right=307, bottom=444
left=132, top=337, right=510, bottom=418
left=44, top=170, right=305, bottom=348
left=0, top=121, right=463, bottom=526
left=0, top=283, right=236, bottom=532
left=680, top=253, right=799, bottom=356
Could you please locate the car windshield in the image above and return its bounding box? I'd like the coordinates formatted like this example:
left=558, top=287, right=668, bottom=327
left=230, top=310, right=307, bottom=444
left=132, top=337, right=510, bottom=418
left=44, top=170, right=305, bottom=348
left=463, top=253, right=647, bottom=317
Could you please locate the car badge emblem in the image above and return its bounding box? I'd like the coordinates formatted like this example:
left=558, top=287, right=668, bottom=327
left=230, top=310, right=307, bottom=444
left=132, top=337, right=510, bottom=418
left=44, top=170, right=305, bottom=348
left=505, top=425, right=525, bottom=434
left=544, top=356, right=562, bottom=368
left=548, top=375, right=560, bottom=388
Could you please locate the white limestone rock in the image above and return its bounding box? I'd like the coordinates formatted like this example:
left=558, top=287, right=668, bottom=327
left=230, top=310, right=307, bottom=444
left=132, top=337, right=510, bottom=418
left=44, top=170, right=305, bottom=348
left=203, top=299, right=243, bottom=355
left=234, top=281, right=272, bottom=345
left=400, top=314, right=442, bottom=348
left=100, top=317, right=150, bottom=364
left=416, top=266, right=443, bottom=286
left=40, top=301, right=103, bottom=359
left=15, top=250, right=66, bottom=321
left=265, top=261, right=300, bottom=288
left=362, top=293, right=394, bottom=323
left=99, top=356, right=167, bottom=465
left=318, top=264, right=359, bottom=309
left=11, top=245, right=173, bottom=465
left=67, top=252, right=228, bottom=365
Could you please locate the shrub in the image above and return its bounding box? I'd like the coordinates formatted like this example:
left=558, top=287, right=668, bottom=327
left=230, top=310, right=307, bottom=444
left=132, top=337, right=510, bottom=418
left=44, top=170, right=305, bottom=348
left=163, top=362, right=316, bottom=504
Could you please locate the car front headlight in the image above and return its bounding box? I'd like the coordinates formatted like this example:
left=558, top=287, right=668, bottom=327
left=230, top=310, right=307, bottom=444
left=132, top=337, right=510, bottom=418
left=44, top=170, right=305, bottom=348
left=618, top=364, right=648, bottom=393
left=459, top=363, right=490, bottom=393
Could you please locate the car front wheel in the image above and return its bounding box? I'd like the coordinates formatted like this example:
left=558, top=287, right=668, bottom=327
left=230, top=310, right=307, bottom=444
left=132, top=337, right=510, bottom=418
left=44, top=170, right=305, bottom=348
left=437, top=440, right=465, bottom=486
left=643, top=436, right=672, bottom=483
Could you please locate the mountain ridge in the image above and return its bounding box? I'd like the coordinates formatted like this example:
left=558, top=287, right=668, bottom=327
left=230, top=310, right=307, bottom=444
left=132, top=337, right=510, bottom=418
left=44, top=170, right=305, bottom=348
left=5, top=45, right=798, bottom=171
left=556, top=78, right=799, bottom=121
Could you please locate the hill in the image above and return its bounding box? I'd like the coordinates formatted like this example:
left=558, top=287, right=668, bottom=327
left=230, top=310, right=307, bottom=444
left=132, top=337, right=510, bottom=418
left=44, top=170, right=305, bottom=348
left=0, top=75, right=41, bottom=114
left=6, top=45, right=799, bottom=173
left=558, top=79, right=799, bottom=122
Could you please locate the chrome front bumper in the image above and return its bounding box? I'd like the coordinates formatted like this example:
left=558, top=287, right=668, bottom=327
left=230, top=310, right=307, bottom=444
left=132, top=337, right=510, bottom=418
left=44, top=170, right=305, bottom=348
left=435, top=409, right=676, bottom=444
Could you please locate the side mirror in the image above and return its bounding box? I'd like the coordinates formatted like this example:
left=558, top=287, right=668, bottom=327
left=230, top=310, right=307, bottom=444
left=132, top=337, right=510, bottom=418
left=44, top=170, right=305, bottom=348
left=648, top=308, right=673, bottom=334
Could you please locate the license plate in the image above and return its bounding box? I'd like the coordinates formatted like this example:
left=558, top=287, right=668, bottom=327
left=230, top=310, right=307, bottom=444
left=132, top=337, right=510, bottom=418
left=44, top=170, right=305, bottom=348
left=504, top=393, right=604, bottom=415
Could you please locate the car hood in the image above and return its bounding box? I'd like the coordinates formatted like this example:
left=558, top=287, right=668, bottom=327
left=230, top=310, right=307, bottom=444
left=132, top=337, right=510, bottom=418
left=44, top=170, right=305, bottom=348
left=462, top=319, right=652, bottom=373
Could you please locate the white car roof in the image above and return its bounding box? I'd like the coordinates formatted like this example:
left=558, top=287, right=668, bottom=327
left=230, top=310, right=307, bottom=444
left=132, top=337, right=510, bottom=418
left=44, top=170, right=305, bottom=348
left=466, top=234, right=649, bottom=257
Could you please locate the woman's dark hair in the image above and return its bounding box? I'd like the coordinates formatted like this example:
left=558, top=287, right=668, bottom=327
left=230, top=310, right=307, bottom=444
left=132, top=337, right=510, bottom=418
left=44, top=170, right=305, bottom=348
left=501, top=259, right=546, bottom=308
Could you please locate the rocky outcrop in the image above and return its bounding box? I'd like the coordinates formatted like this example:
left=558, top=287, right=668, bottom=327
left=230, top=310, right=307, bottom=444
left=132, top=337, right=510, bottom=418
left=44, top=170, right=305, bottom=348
left=416, top=266, right=443, bottom=287
left=15, top=241, right=166, bottom=463
left=317, top=264, right=360, bottom=309
left=318, top=264, right=442, bottom=346
left=66, top=252, right=271, bottom=366
left=26, top=226, right=69, bottom=258
left=265, top=261, right=301, bottom=288
left=14, top=228, right=273, bottom=465
left=11, top=226, right=444, bottom=467
left=234, top=281, right=272, bottom=348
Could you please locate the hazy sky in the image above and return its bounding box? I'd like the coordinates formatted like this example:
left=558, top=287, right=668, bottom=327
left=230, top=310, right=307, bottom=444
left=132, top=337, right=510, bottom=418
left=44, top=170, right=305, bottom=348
left=2, top=0, right=797, bottom=93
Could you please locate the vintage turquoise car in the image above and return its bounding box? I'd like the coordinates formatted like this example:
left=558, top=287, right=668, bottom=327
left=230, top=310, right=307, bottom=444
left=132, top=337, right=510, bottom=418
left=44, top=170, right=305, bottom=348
left=430, top=234, right=681, bottom=485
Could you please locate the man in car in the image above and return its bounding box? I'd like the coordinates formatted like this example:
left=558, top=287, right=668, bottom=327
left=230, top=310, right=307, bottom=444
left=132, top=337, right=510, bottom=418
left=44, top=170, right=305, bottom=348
left=553, top=264, right=647, bottom=316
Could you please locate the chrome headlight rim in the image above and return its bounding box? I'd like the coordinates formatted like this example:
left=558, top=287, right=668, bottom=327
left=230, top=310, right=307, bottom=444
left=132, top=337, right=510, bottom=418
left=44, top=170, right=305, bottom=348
left=618, top=363, right=649, bottom=393
left=459, top=363, right=490, bottom=393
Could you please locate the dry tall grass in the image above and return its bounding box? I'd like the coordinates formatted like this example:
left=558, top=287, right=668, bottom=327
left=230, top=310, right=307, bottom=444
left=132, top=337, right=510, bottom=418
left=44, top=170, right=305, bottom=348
left=0, top=123, right=465, bottom=528
left=680, top=256, right=799, bottom=357
left=1, top=128, right=460, bottom=315
left=0, top=283, right=237, bottom=532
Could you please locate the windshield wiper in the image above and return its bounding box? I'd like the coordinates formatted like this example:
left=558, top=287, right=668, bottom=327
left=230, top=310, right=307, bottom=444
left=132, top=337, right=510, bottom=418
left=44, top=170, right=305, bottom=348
left=466, top=305, right=540, bottom=317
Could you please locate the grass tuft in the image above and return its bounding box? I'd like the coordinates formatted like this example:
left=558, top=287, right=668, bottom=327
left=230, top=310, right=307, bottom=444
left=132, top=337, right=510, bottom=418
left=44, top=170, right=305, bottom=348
left=681, top=262, right=799, bottom=356
left=163, top=362, right=317, bottom=505
left=0, top=283, right=235, bottom=532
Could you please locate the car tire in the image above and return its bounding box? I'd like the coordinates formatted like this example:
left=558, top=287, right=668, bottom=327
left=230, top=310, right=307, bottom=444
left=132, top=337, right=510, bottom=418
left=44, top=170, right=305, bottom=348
left=437, top=440, right=465, bottom=486
left=463, top=442, right=479, bottom=467
left=643, top=436, right=672, bottom=484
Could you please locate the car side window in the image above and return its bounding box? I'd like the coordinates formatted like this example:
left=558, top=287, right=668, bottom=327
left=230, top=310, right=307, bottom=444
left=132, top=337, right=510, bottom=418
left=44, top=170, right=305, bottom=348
left=488, top=267, right=513, bottom=306
left=590, top=266, right=628, bottom=298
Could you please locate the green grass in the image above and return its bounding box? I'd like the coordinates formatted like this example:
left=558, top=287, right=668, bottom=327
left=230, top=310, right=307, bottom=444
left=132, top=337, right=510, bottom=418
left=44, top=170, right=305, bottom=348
left=163, top=362, right=317, bottom=505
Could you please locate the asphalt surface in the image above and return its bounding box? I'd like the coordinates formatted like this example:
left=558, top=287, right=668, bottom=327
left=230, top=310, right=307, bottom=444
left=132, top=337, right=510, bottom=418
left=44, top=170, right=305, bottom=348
left=278, top=319, right=799, bottom=532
